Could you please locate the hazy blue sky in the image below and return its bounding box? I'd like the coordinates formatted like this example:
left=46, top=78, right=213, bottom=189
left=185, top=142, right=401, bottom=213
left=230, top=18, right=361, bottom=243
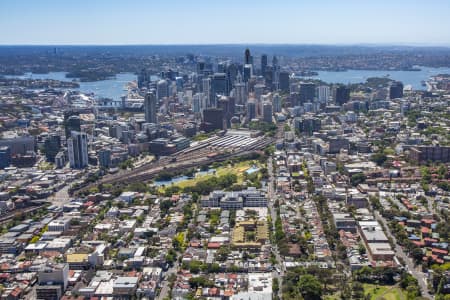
left=1, top=0, right=449, bottom=45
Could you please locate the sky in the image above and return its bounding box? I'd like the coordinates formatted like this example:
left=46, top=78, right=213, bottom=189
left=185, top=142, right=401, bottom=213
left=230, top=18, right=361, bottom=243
left=1, top=0, right=449, bottom=45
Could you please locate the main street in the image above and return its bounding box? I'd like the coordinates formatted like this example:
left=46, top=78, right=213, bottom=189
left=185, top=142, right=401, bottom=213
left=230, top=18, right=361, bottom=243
left=267, top=119, right=286, bottom=299
left=374, top=210, right=433, bottom=299
left=268, top=155, right=284, bottom=299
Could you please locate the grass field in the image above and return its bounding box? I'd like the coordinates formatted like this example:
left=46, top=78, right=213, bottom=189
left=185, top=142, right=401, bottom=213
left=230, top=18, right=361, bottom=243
left=158, top=160, right=261, bottom=192
left=323, top=284, right=408, bottom=300
left=363, top=284, right=407, bottom=300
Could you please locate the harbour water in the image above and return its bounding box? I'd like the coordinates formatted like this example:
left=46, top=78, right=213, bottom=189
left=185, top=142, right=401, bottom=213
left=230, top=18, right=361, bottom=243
left=5, top=72, right=137, bottom=100
left=5, top=66, right=450, bottom=100
left=300, top=66, right=450, bottom=90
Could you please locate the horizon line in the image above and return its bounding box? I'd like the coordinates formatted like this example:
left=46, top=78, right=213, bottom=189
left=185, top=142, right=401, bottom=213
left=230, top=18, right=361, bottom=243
left=1, top=42, right=450, bottom=48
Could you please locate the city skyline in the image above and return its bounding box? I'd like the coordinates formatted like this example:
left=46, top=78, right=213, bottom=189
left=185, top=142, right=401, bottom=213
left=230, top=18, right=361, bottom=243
left=1, top=0, right=450, bottom=46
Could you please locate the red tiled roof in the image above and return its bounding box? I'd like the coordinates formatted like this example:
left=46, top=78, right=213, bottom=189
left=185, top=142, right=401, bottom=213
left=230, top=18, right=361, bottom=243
left=209, top=287, right=219, bottom=296
left=421, top=226, right=430, bottom=234
left=432, top=248, right=448, bottom=255
left=10, top=287, right=22, bottom=297
left=412, top=241, right=425, bottom=247
left=207, top=242, right=221, bottom=249
left=421, top=219, right=435, bottom=224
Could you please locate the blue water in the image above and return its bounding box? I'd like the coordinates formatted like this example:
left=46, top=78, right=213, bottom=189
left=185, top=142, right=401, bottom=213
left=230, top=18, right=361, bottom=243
left=6, top=66, right=450, bottom=100
left=154, top=168, right=216, bottom=186
left=246, top=166, right=260, bottom=174
left=298, top=66, right=450, bottom=90
left=154, top=175, right=189, bottom=187
left=5, top=72, right=137, bottom=100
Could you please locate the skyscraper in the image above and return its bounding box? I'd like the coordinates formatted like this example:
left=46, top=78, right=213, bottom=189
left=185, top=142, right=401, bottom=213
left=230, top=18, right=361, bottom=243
left=202, top=77, right=212, bottom=107
left=262, top=102, right=273, bottom=123
left=317, top=85, right=330, bottom=103
left=261, top=54, right=267, bottom=76
left=98, top=148, right=111, bottom=169
left=245, top=48, right=253, bottom=65
left=272, top=55, right=280, bottom=90
left=279, top=71, right=290, bottom=92
left=64, top=115, right=81, bottom=138
left=211, top=73, right=228, bottom=96
left=246, top=100, right=257, bottom=122
left=203, top=108, right=224, bottom=132
left=334, top=85, right=351, bottom=105
left=264, top=65, right=274, bottom=90
left=389, top=81, right=404, bottom=99
left=226, top=63, right=238, bottom=93
left=67, top=131, right=88, bottom=169
left=243, top=64, right=253, bottom=82
left=144, top=92, right=158, bottom=124
left=272, top=93, right=282, bottom=113
left=299, top=82, right=316, bottom=104
left=156, top=79, right=169, bottom=100
left=44, top=134, right=61, bottom=162
left=233, top=72, right=247, bottom=105
left=0, top=146, right=11, bottom=169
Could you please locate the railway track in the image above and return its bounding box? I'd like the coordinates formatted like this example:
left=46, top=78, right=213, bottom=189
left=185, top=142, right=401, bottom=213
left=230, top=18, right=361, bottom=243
left=74, top=137, right=273, bottom=195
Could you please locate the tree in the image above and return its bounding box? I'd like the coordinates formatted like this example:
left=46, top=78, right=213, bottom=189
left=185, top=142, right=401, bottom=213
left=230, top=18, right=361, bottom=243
left=371, top=152, right=387, bottom=166
left=411, top=246, right=424, bottom=264
left=297, top=274, right=322, bottom=300
left=351, top=173, right=366, bottom=186
left=352, top=282, right=364, bottom=299
left=358, top=243, right=366, bottom=255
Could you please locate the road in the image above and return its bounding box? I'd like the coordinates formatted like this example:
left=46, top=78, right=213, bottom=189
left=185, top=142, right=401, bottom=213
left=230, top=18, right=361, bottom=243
left=374, top=210, right=432, bottom=299
left=46, top=185, right=71, bottom=208
left=267, top=155, right=284, bottom=299
left=157, top=264, right=178, bottom=300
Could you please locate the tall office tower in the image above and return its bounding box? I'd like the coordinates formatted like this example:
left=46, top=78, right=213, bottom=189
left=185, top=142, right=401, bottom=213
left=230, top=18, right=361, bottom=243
left=64, top=115, right=81, bottom=137
left=279, top=71, right=290, bottom=92
left=262, top=102, right=273, bottom=123
left=44, top=134, right=61, bottom=162
left=246, top=100, right=257, bottom=122
left=272, top=93, right=282, bottom=113
left=218, top=61, right=226, bottom=73
left=299, top=82, right=316, bottom=104
left=226, top=63, right=238, bottom=93
left=243, top=64, right=253, bottom=82
left=137, top=68, right=150, bottom=88
left=156, top=79, right=169, bottom=100
left=202, top=77, right=212, bottom=107
left=233, top=72, right=247, bottom=105
left=144, top=92, right=158, bottom=124
left=218, top=96, right=235, bottom=128
left=197, top=61, right=206, bottom=74
left=98, top=148, right=112, bottom=169
left=193, top=93, right=201, bottom=113
left=294, top=116, right=322, bottom=136
left=254, top=84, right=266, bottom=102
left=264, top=65, right=274, bottom=90
left=67, top=131, right=88, bottom=169
left=272, top=55, right=280, bottom=90
left=0, top=146, right=11, bottom=169
left=389, top=81, right=404, bottom=99
left=203, top=108, right=224, bottom=132
left=175, top=76, right=184, bottom=92
left=211, top=73, right=229, bottom=96
left=261, top=54, right=268, bottom=76
left=333, top=85, right=351, bottom=105
left=317, top=85, right=331, bottom=103
left=245, top=48, right=253, bottom=65
left=192, top=93, right=207, bottom=114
